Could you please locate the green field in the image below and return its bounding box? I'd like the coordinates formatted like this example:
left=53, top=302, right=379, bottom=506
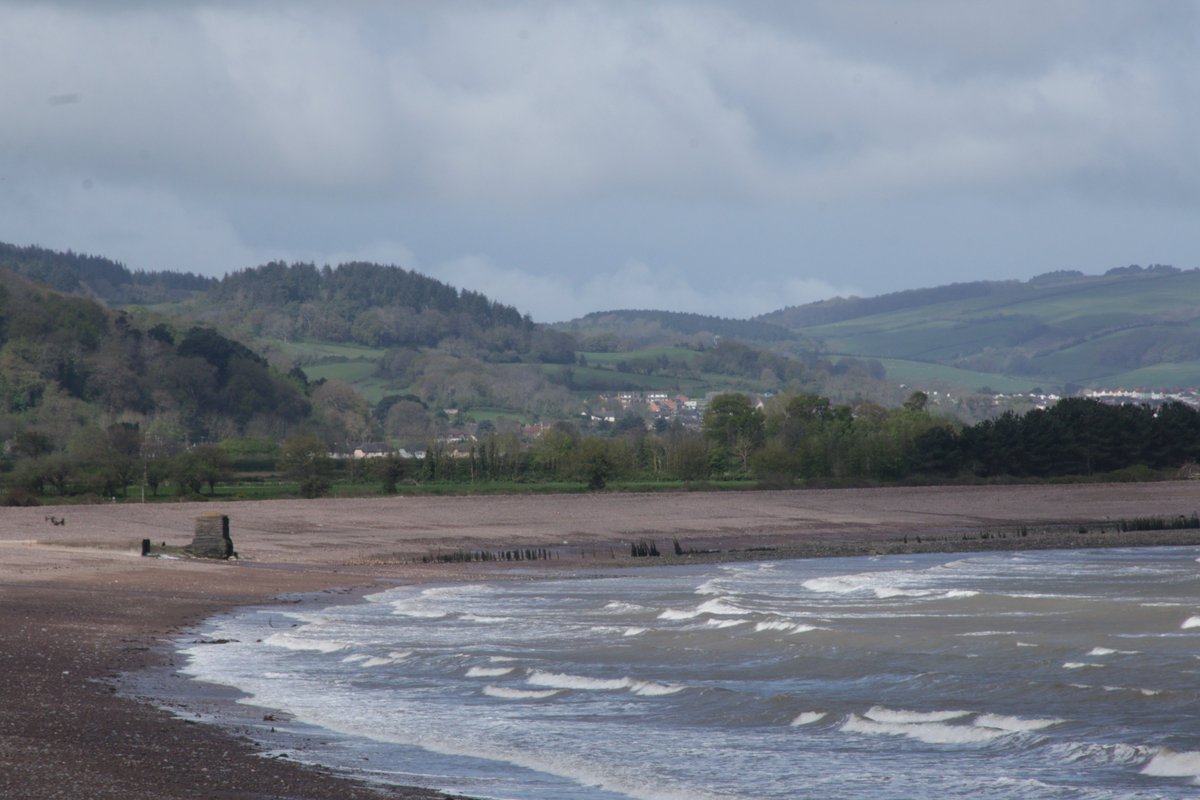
left=874, top=358, right=1039, bottom=394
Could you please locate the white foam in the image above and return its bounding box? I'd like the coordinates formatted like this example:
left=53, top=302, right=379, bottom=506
left=630, top=681, right=685, bottom=696
left=1097, top=685, right=1162, bottom=696
left=389, top=650, right=412, bottom=661
left=754, top=620, right=819, bottom=634
left=1181, top=616, right=1200, bottom=629
left=482, top=686, right=561, bottom=700
left=874, top=587, right=934, bottom=599
left=1086, top=647, right=1139, bottom=656
left=525, top=670, right=681, bottom=696
left=526, top=671, right=634, bottom=691
left=263, top=633, right=347, bottom=653
left=974, top=713, right=1064, bottom=732
left=803, top=570, right=978, bottom=602
left=790, top=711, right=827, bottom=726
left=1141, top=749, right=1200, bottom=779
left=694, top=579, right=723, bottom=596
left=658, top=608, right=699, bottom=620
left=1016, top=642, right=1038, bottom=647
left=622, top=627, right=647, bottom=637
left=604, top=601, right=647, bottom=614
left=697, top=598, right=751, bottom=616
left=659, top=597, right=748, bottom=621
left=960, top=630, right=1018, bottom=637
left=1063, top=662, right=1104, bottom=670
left=361, top=656, right=395, bottom=667
left=802, top=575, right=871, bottom=595
left=864, top=705, right=971, bottom=724
left=466, top=666, right=515, bottom=678
left=389, top=607, right=447, bottom=619
left=461, top=614, right=512, bottom=623
left=341, top=653, right=371, bottom=663
left=704, top=619, right=746, bottom=629
left=842, top=714, right=1005, bottom=745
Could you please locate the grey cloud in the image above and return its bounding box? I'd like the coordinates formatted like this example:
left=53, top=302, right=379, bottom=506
left=4, top=2, right=1196, bottom=203
left=1, top=0, right=1197, bottom=320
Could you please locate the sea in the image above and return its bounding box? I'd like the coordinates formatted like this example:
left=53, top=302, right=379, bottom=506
left=177, top=547, right=1200, bottom=799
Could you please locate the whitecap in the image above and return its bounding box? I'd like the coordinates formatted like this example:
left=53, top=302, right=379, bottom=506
left=622, top=627, right=647, bottom=637
left=754, top=620, right=819, bottom=634
left=944, top=590, right=980, bottom=598
left=704, top=619, right=746, bottom=629
left=802, top=575, right=869, bottom=595
left=341, top=653, right=371, bottom=663
left=483, top=686, right=561, bottom=700
left=1141, top=749, right=1200, bottom=778
left=1098, top=685, right=1162, bottom=696
left=1181, top=616, right=1200, bottom=629
left=526, top=671, right=632, bottom=691
left=1063, top=662, right=1105, bottom=670
left=525, top=670, right=681, bottom=696
left=604, top=601, right=646, bottom=614
left=361, top=656, right=395, bottom=667
left=659, top=608, right=700, bottom=621
left=461, top=614, right=512, bottom=623
left=791, top=711, right=827, bottom=726
left=874, top=587, right=934, bottom=599
left=697, top=598, right=751, bottom=616
left=864, top=705, right=971, bottom=724
left=974, top=713, right=1064, bottom=732
left=660, top=597, right=748, bottom=621
left=960, top=630, right=1019, bottom=637
left=630, top=681, right=685, bottom=696
left=842, top=714, right=1005, bottom=745
left=466, top=666, right=515, bottom=678
left=1087, top=647, right=1139, bottom=656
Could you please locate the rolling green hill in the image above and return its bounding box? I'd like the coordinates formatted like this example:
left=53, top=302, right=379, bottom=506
left=758, top=265, right=1200, bottom=392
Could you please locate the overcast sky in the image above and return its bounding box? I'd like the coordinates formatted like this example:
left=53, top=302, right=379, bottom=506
left=2, top=1, right=1198, bottom=322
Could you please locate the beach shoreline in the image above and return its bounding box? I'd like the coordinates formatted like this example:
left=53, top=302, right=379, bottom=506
left=5, top=482, right=1200, bottom=799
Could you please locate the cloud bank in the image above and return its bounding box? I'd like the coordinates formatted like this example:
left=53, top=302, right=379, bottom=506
left=2, top=1, right=1196, bottom=319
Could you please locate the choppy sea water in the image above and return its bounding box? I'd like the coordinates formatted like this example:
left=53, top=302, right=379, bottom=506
left=180, top=547, right=1200, bottom=799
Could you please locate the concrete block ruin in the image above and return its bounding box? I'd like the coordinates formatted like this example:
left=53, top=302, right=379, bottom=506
left=184, top=512, right=236, bottom=559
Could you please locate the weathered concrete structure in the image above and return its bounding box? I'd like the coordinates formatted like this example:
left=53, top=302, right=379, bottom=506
left=185, top=512, right=235, bottom=559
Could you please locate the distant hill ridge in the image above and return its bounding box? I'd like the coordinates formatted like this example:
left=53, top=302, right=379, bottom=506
left=5, top=237, right=1199, bottom=393
left=0, top=241, right=213, bottom=303
left=564, top=309, right=797, bottom=344
left=757, top=264, right=1187, bottom=329
left=755, top=264, right=1200, bottom=392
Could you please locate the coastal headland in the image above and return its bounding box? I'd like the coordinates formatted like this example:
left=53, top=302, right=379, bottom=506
left=4, top=482, right=1200, bottom=799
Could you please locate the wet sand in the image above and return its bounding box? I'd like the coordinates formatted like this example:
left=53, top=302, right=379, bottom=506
left=4, top=482, right=1200, bottom=798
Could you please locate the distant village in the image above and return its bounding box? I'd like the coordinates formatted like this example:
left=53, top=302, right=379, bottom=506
left=345, top=391, right=715, bottom=460
left=345, top=386, right=1200, bottom=460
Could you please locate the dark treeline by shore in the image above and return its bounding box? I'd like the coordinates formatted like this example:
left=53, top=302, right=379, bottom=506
left=410, top=393, right=1200, bottom=491
left=5, top=378, right=1200, bottom=502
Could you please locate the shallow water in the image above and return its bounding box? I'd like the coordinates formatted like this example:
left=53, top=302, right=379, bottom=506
left=180, top=547, right=1200, bottom=799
